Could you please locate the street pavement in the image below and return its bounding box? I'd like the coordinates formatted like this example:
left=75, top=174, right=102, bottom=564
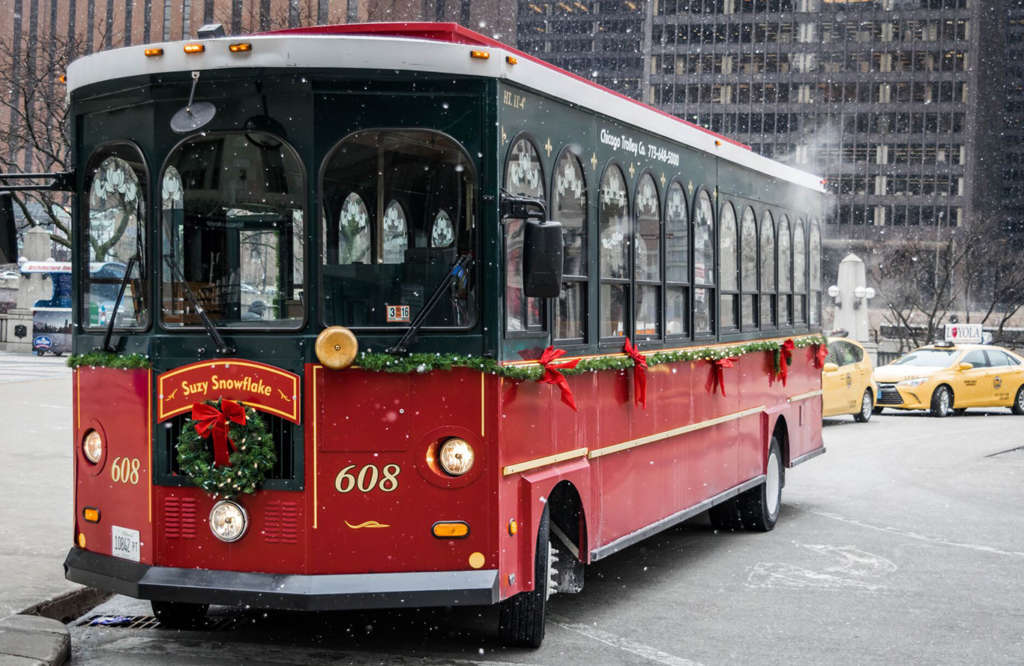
left=0, top=351, right=79, bottom=618
left=61, top=407, right=1024, bottom=665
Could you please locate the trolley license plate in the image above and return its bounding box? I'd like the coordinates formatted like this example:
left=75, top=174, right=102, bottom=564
left=111, top=526, right=140, bottom=562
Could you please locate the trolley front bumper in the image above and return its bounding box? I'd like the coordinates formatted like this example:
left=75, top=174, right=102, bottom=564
left=64, top=547, right=500, bottom=611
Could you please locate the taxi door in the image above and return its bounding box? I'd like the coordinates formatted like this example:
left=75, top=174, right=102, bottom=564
left=822, top=342, right=855, bottom=416
left=847, top=343, right=871, bottom=401
left=985, top=350, right=1016, bottom=405
left=955, top=349, right=990, bottom=407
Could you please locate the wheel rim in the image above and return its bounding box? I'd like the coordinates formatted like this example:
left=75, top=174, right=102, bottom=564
left=1017, top=389, right=1024, bottom=412
left=939, top=388, right=950, bottom=415
left=861, top=391, right=873, bottom=419
left=766, top=451, right=780, bottom=517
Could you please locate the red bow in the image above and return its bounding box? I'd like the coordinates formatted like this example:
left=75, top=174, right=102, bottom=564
left=538, top=346, right=580, bottom=411
left=776, top=339, right=796, bottom=386
left=705, top=357, right=737, bottom=396
left=812, top=343, right=828, bottom=370
left=191, top=399, right=247, bottom=467
left=623, top=338, right=648, bottom=408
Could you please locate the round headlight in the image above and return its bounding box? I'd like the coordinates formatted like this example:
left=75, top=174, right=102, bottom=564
left=82, top=430, right=103, bottom=464
left=209, top=500, right=248, bottom=542
left=438, top=438, right=475, bottom=476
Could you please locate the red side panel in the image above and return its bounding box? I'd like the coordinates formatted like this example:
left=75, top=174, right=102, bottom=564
left=74, top=367, right=154, bottom=564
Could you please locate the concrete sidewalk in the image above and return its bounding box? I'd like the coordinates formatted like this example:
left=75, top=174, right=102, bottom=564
left=0, top=353, right=79, bottom=664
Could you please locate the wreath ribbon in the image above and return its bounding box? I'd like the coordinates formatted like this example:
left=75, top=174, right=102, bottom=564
left=538, top=346, right=580, bottom=411
left=623, top=338, right=648, bottom=408
left=191, top=399, right=247, bottom=467
left=776, top=338, right=796, bottom=386
left=812, top=343, right=828, bottom=370
left=705, top=357, right=738, bottom=396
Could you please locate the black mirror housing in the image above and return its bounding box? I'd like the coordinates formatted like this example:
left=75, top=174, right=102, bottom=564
left=523, top=219, right=563, bottom=298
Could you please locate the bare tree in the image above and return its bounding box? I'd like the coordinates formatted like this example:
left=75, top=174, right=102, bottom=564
left=870, top=230, right=972, bottom=351
left=0, top=33, right=86, bottom=252
left=961, top=226, right=1024, bottom=346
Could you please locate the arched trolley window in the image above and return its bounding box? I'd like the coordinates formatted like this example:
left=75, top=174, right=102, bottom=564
left=552, top=149, right=588, bottom=342
left=599, top=164, right=630, bottom=339
left=504, top=137, right=545, bottom=333
left=634, top=173, right=662, bottom=340
left=778, top=215, right=792, bottom=327
left=740, top=206, right=758, bottom=329
left=320, top=129, right=476, bottom=328
left=719, top=202, right=738, bottom=331
left=759, top=211, right=776, bottom=329
left=809, top=220, right=822, bottom=327
left=793, top=218, right=807, bottom=324
left=161, top=131, right=305, bottom=328
left=693, top=189, right=715, bottom=336
left=665, top=182, right=689, bottom=337
left=82, top=144, right=150, bottom=330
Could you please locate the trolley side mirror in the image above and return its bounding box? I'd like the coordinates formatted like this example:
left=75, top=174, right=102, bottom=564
left=523, top=219, right=563, bottom=298
left=0, top=194, right=15, bottom=264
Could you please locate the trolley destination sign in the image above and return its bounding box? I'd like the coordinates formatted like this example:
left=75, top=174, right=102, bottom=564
left=156, top=360, right=301, bottom=423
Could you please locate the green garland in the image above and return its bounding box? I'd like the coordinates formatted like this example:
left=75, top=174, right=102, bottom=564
left=66, top=351, right=151, bottom=369
left=354, top=335, right=827, bottom=380
left=176, top=400, right=277, bottom=498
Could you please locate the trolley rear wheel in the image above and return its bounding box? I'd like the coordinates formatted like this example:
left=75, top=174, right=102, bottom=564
left=708, top=436, right=784, bottom=532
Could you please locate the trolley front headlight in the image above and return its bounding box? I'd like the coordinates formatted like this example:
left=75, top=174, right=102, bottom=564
left=82, top=430, right=104, bottom=464
left=438, top=438, right=475, bottom=476
left=209, top=500, right=248, bottom=542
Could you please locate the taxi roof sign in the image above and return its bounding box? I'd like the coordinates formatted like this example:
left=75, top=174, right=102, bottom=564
left=944, top=323, right=983, bottom=344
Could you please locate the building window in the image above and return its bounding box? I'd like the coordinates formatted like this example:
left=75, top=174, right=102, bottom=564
left=600, top=164, right=630, bottom=339
left=553, top=149, right=587, bottom=342
left=635, top=173, right=662, bottom=339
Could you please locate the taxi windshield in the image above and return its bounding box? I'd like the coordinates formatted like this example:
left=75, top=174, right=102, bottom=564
left=892, top=349, right=958, bottom=367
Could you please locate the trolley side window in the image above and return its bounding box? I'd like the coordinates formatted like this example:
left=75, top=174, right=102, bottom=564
left=553, top=149, right=588, bottom=342
left=778, top=215, right=792, bottom=327
left=793, top=219, right=807, bottom=324
left=321, top=129, right=477, bottom=329
left=693, top=189, right=716, bottom=336
left=634, top=173, right=662, bottom=340
left=665, top=181, right=689, bottom=337
left=719, top=202, right=738, bottom=331
left=504, top=137, right=546, bottom=333
left=760, top=211, right=776, bottom=329
left=740, top=206, right=758, bottom=329
left=599, top=164, right=630, bottom=339
left=809, top=220, right=822, bottom=327
left=82, top=145, right=149, bottom=330
left=160, top=131, right=306, bottom=328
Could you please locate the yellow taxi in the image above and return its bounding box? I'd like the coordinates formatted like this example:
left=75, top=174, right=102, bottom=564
left=873, top=343, right=1024, bottom=417
left=822, top=337, right=878, bottom=422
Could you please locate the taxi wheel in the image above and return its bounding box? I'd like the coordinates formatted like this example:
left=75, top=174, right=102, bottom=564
left=1013, top=386, right=1024, bottom=415
left=930, top=385, right=952, bottom=418
left=854, top=389, right=873, bottom=423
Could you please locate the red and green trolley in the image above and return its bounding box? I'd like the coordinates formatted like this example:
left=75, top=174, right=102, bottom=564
left=51, top=22, right=828, bottom=647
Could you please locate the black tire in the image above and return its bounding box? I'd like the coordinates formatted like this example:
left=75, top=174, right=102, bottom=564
left=152, top=600, right=208, bottom=629
left=930, top=385, right=952, bottom=417
left=853, top=389, right=873, bottom=423
left=709, top=436, right=783, bottom=532
left=498, top=507, right=550, bottom=648
left=1013, top=386, right=1024, bottom=415
left=872, top=406, right=884, bottom=415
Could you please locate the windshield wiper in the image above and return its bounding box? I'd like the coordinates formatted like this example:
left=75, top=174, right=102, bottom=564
left=388, top=254, right=472, bottom=355
left=100, top=255, right=136, bottom=352
left=163, top=254, right=235, bottom=356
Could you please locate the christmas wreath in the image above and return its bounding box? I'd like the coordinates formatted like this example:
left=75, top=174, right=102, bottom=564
left=176, top=398, right=277, bottom=497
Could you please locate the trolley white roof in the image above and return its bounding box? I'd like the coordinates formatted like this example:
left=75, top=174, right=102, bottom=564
left=66, top=23, right=826, bottom=193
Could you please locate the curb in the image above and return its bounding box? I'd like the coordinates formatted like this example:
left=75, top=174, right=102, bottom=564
left=0, top=586, right=112, bottom=666
left=0, top=615, right=69, bottom=666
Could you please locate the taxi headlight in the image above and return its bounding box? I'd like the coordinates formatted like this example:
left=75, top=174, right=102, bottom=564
left=438, top=438, right=475, bottom=476
left=82, top=430, right=103, bottom=464
left=209, top=500, right=248, bottom=542
left=897, top=377, right=928, bottom=387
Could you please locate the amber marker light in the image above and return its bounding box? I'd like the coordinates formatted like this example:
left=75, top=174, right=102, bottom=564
left=505, top=55, right=518, bottom=65
left=83, top=507, right=100, bottom=523
left=432, top=521, right=470, bottom=538
left=470, top=50, right=490, bottom=60
left=508, top=518, right=518, bottom=536
left=183, top=43, right=205, bottom=54
left=77, top=533, right=86, bottom=548
left=228, top=42, right=252, bottom=53
left=58, top=74, right=66, bottom=83
left=144, top=47, right=164, bottom=57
